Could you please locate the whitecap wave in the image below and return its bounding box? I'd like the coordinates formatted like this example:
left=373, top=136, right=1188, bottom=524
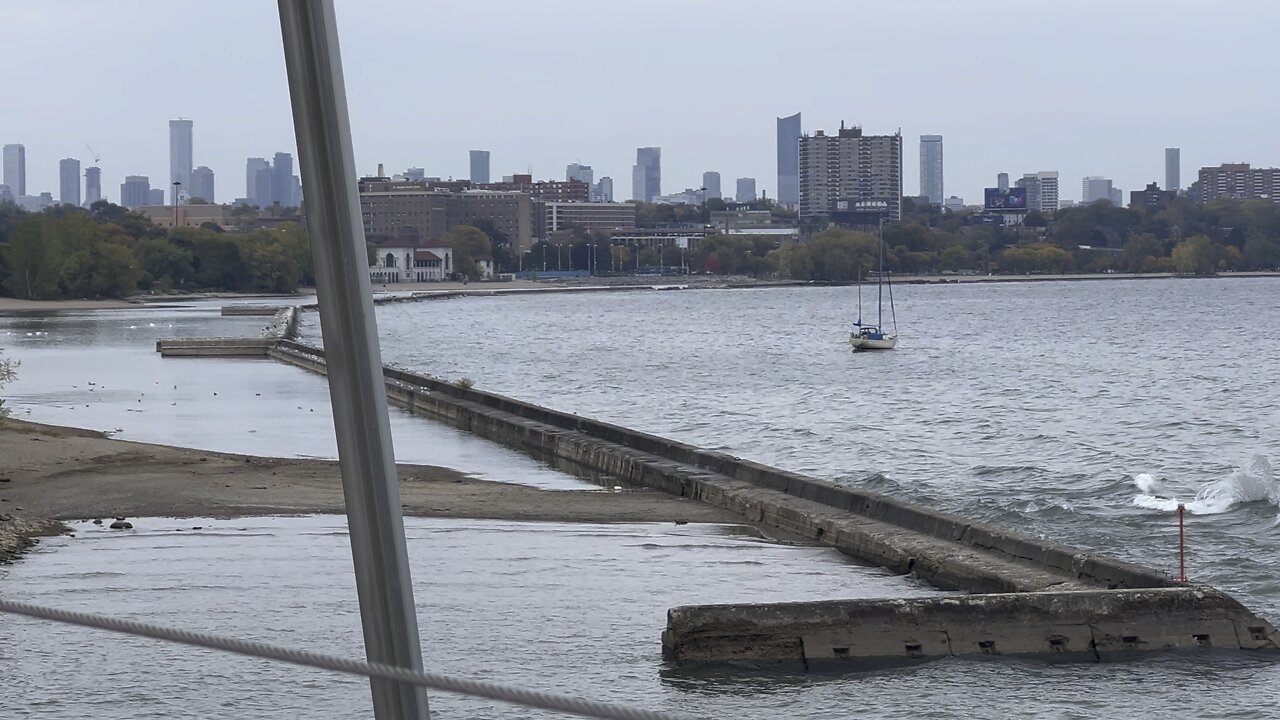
left=1132, top=457, right=1280, bottom=515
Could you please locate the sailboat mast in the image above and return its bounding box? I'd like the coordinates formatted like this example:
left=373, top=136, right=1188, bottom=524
left=877, top=218, right=885, bottom=329
left=857, top=266, right=863, bottom=326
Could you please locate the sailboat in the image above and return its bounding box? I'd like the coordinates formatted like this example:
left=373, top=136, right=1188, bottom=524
left=850, top=221, right=898, bottom=350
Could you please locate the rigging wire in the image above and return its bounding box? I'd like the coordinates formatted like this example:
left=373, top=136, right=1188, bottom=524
left=0, top=597, right=694, bottom=720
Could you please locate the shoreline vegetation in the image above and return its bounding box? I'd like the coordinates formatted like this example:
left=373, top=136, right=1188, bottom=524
left=0, top=419, right=740, bottom=563
left=0, top=270, right=1277, bottom=313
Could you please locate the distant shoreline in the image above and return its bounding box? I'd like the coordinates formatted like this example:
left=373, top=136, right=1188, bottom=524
left=2, top=270, right=1276, bottom=313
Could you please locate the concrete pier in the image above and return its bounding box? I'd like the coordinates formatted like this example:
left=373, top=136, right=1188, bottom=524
left=158, top=333, right=1280, bottom=667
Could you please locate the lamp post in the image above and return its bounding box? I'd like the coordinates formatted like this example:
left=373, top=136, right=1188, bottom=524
left=172, top=181, right=181, bottom=227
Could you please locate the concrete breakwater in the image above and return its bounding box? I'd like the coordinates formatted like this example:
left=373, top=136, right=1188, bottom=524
left=156, top=333, right=1280, bottom=667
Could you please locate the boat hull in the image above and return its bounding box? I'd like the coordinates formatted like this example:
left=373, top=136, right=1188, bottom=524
left=850, top=335, right=897, bottom=350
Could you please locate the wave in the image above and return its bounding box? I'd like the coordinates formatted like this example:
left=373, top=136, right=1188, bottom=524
left=1132, top=456, right=1279, bottom=515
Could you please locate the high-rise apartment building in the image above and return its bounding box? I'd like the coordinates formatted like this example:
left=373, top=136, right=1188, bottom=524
left=1015, top=171, right=1060, bottom=212
left=1165, top=148, right=1181, bottom=192
left=59, top=158, right=81, bottom=207
left=566, top=163, right=593, bottom=187
left=120, top=175, right=152, bottom=208
left=632, top=147, right=661, bottom=203
left=84, top=166, right=101, bottom=206
left=246, top=158, right=269, bottom=205
left=169, top=119, right=193, bottom=204
left=593, top=177, right=614, bottom=203
left=798, top=124, right=903, bottom=220
left=3, top=144, right=26, bottom=197
left=190, top=166, right=215, bottom=203
left=919, top=135, right=944, bottom=206
left=702, top=171, right=721, bottom=200
left=1082, top=176, right=1115, bottom=204
left=1197, top=163, right=1280, bottom=203
left=469, top=150, right=490, bottom=184
left=776, top=112, right=802, bottom=208
left=735, top=177, right=757, bottom=203
left=997, top=172, right=1009, bottom=193
left=272, top=152, right=293, bottom=206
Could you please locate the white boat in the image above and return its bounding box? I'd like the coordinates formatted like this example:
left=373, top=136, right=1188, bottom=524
left=849, top=221, right=899, bottom=351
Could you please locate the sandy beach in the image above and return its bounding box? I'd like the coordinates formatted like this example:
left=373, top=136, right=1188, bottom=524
left=0, top=418, right=739, bottom=561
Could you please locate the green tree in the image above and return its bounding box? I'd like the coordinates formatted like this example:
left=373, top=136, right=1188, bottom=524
left=0, top=350, right=16, bottom=420
left=192, top=234, right=249, bottom=289
left=1023, top=210, right=1048, bottom=227
left=1122, top=233, right=1163, bottom=273
left=445, top=225, right=493, bottom=279
left=1171, top=235, right=1214, bottom=275
left=1242, top=232, right=1280, bottom=270
left=2, top=215, right=64, bottom=299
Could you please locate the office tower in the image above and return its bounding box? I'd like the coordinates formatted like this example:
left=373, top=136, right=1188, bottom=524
left=632, top=147, right=661, bottom=202
left=919, top=134, right=944, bottom=205
left=797, top=123, right=903, bottom=220
left=84, top=166, right=101, bottom=206
left=290, top=175, right=303, bottom=208
left=3, top=144, right=26, bottom=197
left=59, top=158, right=81, bottom=207
left=253, top=166, right=274, bottom=207
left=997, top=172, right=1009, bottom=193
left=1166, top=148, right=1181, bottom=191
left=246, top=158, right=269, bottom=204
left=169, top=119, right=193, bottom=204
left=120, top=175, right=152, bottom=208
left=148, top=188, right=166, bottom=205
left=702, top=171, right=721, bottom=200
left=469, top=150, right=490, bottom=184
left=593, top=177, right=614, bottom=202
left=404, top=167, right=426, bottom=181
left=735, top=177, right=757, bottom=203
left=566, top=163, right=594, bottom=187
left=1015, top=171, right=1060, bottom=212
left=271, top=152, right=293, bottom=206
left=190, top=166, right=215, bottom=203
left=1109, top=187, right=1123, bottom=205
left=776, top=112, right=801, bottom=207
left=1082, top=176, right=1115, bottom=204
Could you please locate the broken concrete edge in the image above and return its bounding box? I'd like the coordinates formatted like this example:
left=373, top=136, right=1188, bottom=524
left=661, top=587, right=1280, bottom=667
left=269, top=338, right=1171, bottom=591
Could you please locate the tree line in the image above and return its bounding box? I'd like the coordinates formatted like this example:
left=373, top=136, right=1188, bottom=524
left=0, top=201, right=314, bottom=299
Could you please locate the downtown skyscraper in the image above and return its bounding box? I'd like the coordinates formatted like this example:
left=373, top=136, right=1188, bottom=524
left=1166, top=148, right=1181, bottom=191
left=776, top=112, right=801, bottom=208
left=3, top=144, right=26, bottom=197
left=59, top=158, right=81, bottom=207
left=84, top=166, right=101, bottom=206
left=631, top=147, right=661, bottom=203
left=919, top=134, right=944, bottom=206
left=470, top=150, right=490, bottom=184
left=170, top=118, right=193, bottom=204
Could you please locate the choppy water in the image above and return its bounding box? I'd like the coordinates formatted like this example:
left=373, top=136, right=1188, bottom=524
left=3, top=279, right=1280, bottom=718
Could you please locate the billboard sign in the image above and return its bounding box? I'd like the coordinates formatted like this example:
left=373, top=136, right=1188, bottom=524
left=984, top=187, right=1027, bottom=210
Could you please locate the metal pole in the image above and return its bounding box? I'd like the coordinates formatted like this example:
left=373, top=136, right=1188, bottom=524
left=1178, top=503, right=1187, bottom=582
left=276, top=3, right=429, bottom=719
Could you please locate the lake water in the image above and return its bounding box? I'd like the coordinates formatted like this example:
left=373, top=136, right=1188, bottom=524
left=3, top=279, right=1280, bottom=718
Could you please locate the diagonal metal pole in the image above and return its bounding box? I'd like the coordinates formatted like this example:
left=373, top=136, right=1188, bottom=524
left=276, top=2, right=429, bottom=718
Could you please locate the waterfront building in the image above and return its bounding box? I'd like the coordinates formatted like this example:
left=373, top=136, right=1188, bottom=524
left=632, top=147, right=661, bottom=203
left=84, top=166, right=101, bottom=206
left=1166, top=148, right=1181, bottom=192
left=776, top=112, right=801, bottom=208
left=702, top=171, right=721, bottom=201
left=735, top=177, right=757, bottom=203
left=170, top=119, right=193, bottom=204
left=1015, top=171, right=1060, bottom=212
left=919, top=134, right=944, bottom=206
left=3, top=144, right=26, bottom=197
left=469, top=150, right=490, bottom=184
left=59, top=158, right=80, bottom=207
left=1197, top=163, right=1280, bottom=203
left=798, top=123, right=903, bottom=221
left=369, top=245, right=456, bottom=284
left=190, top=166, right=215, bottom=203
left=359, top=179, right=533, bottom=254
left=542, top=201, right=636, bottom=236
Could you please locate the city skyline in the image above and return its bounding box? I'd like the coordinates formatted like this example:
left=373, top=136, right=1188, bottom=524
left=3, top=1, right=1279, bottom=206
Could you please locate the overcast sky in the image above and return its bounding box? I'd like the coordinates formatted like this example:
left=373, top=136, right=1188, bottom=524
left=4, top=0, right=1279, bottom=206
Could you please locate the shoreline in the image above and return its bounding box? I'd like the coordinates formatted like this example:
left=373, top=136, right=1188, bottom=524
left=0, top=418, right=742, bottom=563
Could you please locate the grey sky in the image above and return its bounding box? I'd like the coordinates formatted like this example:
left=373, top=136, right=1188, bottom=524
left=4, top=0, right=1279, bottom=206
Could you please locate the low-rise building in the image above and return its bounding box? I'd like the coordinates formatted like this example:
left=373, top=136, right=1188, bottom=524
left=359, top=179, right=534, bottom=254
left=1129, top=182, right=1177, bottom=212
left=541, top=201, right=636, bottom=236
left=137, top=204, right=234, bottom=229
left=369, top=245, right=454, bottom=284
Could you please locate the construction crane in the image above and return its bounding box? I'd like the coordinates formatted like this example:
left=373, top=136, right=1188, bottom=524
left=85, top=145, right=100, bottom=165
